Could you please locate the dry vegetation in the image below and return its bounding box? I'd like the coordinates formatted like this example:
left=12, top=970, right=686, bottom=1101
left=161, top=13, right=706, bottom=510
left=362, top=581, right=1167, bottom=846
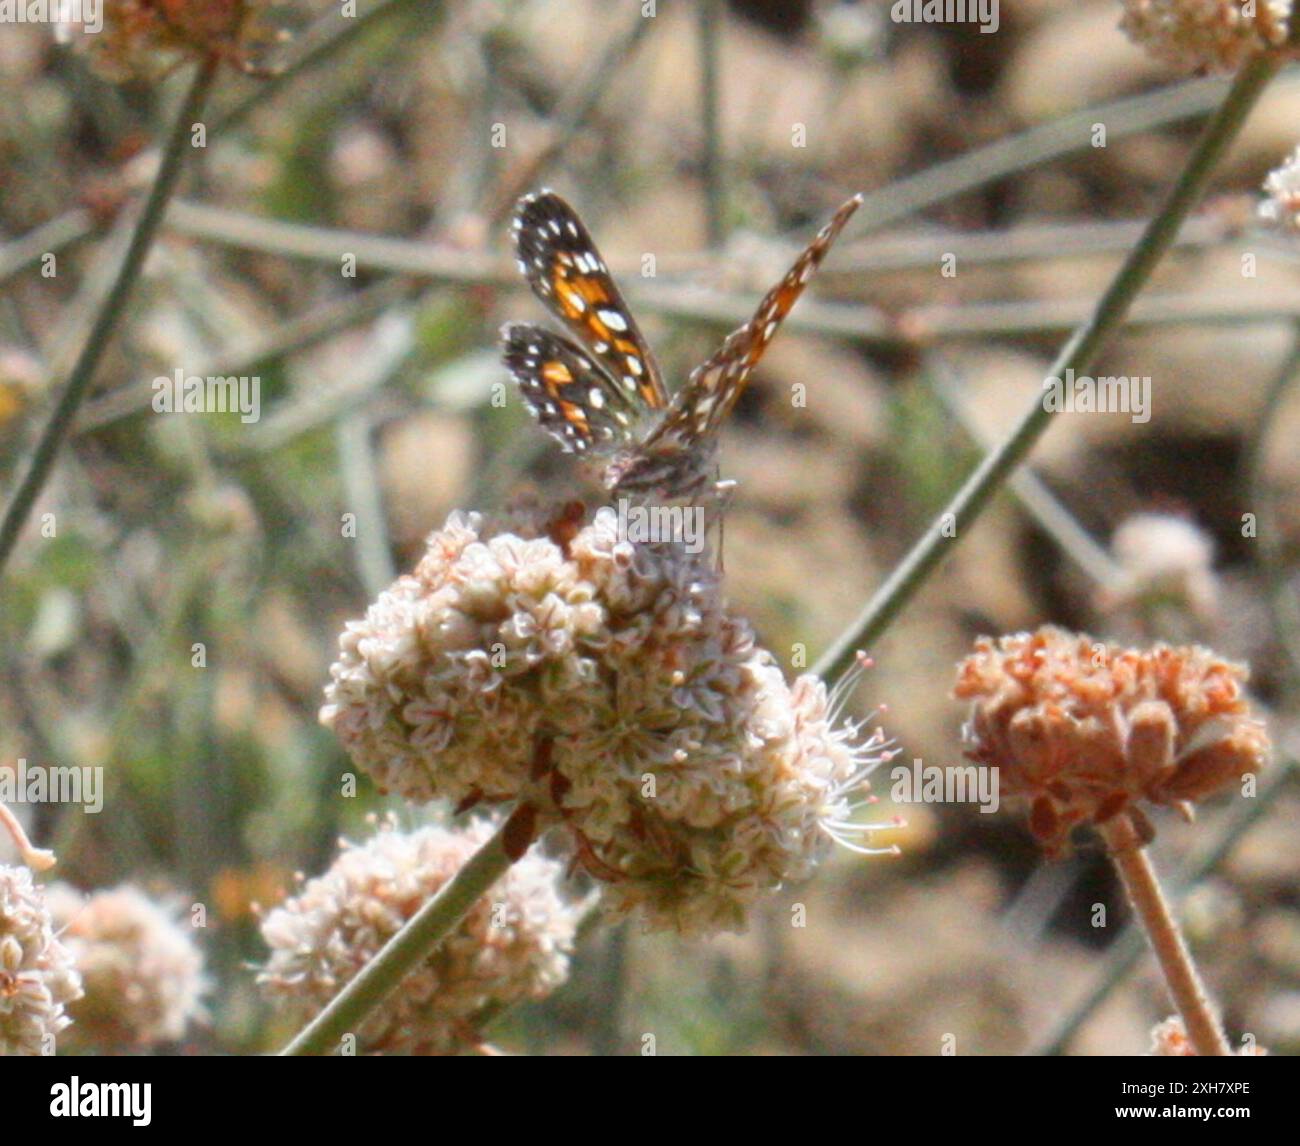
left=0, top=0, right=1297, bottom=1055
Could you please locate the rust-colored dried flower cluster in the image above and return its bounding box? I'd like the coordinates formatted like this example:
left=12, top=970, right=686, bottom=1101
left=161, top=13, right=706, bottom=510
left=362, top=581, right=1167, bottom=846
left=57, top=0, right=281, bottom=80
left=1149, top=1015, right=1267, bottom=1055
left=954, top=627, right=1269, bottom=854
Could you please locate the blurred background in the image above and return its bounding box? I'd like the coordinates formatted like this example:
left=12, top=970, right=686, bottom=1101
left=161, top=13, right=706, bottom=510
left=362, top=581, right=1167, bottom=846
left=1, top=0, right=1298, bottom=1054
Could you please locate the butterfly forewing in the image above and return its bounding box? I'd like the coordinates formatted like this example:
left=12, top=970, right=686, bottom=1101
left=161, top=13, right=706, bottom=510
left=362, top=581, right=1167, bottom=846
left=511, top=190, right=668, bottom=413
left=642, top=193, right=862, bottom=452
left=502, top=323, right=644, bottom=456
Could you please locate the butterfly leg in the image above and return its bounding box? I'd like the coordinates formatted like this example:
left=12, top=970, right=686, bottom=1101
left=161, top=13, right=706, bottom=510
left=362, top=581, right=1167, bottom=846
left=710, top=472, right=737, bottom=572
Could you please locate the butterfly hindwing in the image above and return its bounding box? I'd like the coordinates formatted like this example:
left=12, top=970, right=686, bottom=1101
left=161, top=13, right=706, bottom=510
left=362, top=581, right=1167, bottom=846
left=501, top=323, right=645, bottom=457
left=512, top=190, right=668, bottom=412
left=644, top=193, right=863, bottom=452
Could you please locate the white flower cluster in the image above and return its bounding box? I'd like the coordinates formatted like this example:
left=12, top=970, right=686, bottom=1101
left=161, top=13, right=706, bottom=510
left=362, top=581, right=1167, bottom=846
left=45, top=883, right=207, bottom=1052
left=322, top=508, right=895, bottom=935
left=1261, top=146, right=1300, bottom=233
left=0, top=865, right=82, bottom=1056
left=258, top=818, right=584, bottom=1055
left=1108, top=512, right=1219, bottom=621
left=1120, top=0, right=1290, bottom=73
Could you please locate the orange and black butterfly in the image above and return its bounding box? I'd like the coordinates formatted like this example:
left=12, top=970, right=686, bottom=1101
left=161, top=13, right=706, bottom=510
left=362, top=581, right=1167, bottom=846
left=502, top=190, right=861, bottom=500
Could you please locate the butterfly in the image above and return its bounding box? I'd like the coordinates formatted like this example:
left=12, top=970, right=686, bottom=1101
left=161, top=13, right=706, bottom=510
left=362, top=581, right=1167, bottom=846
left=502, top=189, right=861, bottom=502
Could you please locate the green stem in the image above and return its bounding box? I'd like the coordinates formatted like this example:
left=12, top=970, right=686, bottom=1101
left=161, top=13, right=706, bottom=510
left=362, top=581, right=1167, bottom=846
left=923, top=353, right=1125, bottom=589
left=0, top=210, right=95, bottom=286
left=0, top=57, right=221, bottom=582
left=851, top=71, right=1292, bottom=234
left=212, top=0, right=431, bottom=133
left=280, top=819, right=516, bottom=1056
left=472, top=7, right=656, bottom=228
left=75, top=277, right=417, bottom=432
left=697, top=0, right=725, bottom=248
left=813, top=53, right=1283, bottom=682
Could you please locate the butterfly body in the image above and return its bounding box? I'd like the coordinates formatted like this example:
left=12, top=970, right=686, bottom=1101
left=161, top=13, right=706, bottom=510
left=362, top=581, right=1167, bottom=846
left=503, top=189, right=861, bottom=503
left=601, top=435, right=717, bottom=502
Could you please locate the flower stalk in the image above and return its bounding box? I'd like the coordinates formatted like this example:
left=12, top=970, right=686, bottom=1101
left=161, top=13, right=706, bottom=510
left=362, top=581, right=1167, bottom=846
left=0, top=55, right=221, bottom=583
left=0, top=801, right=55, bottom=871
left=1098, top=812, right=1230, bottom=1056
